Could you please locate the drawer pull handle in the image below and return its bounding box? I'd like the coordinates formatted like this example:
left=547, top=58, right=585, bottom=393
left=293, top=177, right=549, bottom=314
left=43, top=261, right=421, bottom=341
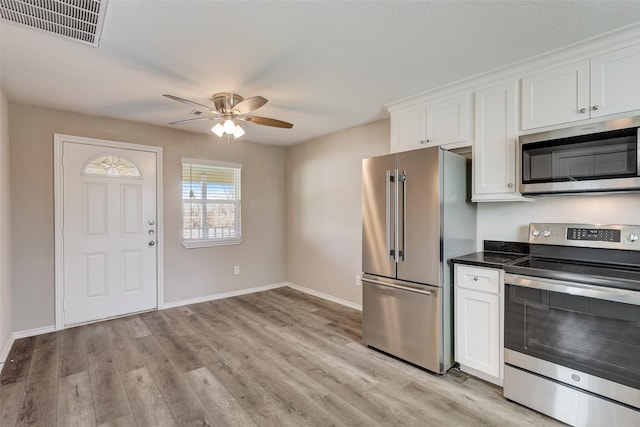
left=473, top=276, right=479, bottom=281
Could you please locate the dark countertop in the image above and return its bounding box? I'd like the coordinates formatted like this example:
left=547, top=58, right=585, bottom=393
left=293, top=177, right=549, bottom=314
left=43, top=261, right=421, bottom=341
left=450, top=240, right=530, bottom=269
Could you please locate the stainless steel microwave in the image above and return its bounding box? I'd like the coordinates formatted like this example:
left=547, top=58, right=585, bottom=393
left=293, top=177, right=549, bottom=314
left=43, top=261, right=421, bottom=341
left=519, top=117, right=640, bottom=195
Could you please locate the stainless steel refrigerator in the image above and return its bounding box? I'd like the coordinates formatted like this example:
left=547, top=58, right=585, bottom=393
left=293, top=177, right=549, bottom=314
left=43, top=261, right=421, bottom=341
left=362, top=146, right=476, bottom=373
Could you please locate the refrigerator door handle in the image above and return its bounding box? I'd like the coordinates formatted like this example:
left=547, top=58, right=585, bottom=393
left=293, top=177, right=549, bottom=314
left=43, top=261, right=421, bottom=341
left=362, top=278, right=433, bottom=296
left=386, top=169, right=393, bottom=259
left=400, top=171, right=406, bottom=261
left=394, top=169, right=400, bottom=263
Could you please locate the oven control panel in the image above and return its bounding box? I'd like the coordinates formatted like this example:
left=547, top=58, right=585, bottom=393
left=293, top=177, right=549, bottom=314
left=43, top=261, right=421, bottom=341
left=529, top=223, right=640, bottom=250
left=567, top=227, right=621, bottom=242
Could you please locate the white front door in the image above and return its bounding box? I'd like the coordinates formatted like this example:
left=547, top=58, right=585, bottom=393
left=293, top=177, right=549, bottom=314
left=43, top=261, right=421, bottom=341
left=62, top=141, right=158, bottom=326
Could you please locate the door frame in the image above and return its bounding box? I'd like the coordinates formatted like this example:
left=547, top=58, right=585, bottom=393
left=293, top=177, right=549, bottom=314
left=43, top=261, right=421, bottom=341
left=53, top=134, right=164, bottom=331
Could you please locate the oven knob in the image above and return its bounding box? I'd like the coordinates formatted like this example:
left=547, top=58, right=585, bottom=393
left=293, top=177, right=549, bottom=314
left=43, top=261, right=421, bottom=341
left=543, top=230, right=551, bottom=238
left=627, top=233, right=639, bottom=243
left=531, top=229, right=541, bottom=238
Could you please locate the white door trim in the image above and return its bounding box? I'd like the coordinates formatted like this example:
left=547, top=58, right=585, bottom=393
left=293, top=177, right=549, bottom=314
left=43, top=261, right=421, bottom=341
left=53, top=134, right=164, bottom=331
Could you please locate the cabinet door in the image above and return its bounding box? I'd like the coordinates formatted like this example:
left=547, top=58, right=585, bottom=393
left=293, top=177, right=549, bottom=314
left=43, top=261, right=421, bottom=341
left=425, top=94, right=470, bottom=146
left=591, top=44, right=640, bottom=118
left=455, top=287, right=500, bottom=378
left=473, top=81, right=526, bottom=201
left=390, top=106, right=427, bottom=153
left=521, top=60, right=590, bottom=130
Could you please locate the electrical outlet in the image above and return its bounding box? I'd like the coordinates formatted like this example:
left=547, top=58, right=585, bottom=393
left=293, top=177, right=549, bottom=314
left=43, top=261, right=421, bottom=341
left=234, top=266, right=240, bottom=275
left=355, top=275, right=361, bottom=286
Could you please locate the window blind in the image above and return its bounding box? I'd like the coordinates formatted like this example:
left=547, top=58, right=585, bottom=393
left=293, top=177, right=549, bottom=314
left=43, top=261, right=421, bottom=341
left=181, top=159, right=242, bottom=248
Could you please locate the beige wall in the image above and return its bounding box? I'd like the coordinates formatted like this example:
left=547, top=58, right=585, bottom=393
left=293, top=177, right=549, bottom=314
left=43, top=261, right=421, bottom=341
left=9, top=103, right=286, bottom=332
left=0, top=89, right=12, bottom=358
left=285, top=119, right=389, bottom=305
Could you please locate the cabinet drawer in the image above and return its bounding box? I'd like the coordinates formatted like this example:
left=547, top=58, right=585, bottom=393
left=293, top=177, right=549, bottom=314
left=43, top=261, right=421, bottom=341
left=455, top=265, right=500, bottom=294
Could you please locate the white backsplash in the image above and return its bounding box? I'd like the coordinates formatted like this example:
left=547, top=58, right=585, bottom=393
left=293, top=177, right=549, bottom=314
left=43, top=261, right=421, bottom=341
left=476, top=193, right=640, bottom=251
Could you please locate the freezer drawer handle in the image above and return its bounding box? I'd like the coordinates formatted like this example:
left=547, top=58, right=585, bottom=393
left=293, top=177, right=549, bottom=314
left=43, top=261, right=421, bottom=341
left=361, top=278, right=433, bottom=295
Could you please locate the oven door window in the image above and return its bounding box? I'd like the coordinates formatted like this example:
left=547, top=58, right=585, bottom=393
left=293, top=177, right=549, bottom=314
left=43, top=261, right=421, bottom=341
left=504, top=284, right=640, bottom=390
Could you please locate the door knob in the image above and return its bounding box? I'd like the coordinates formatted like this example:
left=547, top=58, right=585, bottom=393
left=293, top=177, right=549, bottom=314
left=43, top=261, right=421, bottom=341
left=579, top=108, right=587, bottom=113
left=148, top=241, right=156, bottom=247
left=592, top=105, right=599, bottom=111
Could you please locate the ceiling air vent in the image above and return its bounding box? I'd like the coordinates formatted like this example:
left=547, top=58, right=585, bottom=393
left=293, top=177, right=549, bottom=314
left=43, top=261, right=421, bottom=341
left=0, top=0, right=109, bottom=47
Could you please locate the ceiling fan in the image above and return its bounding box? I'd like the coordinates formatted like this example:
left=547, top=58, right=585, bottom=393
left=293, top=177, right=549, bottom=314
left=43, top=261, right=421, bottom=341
left=163, top=92, right=293, bottom=139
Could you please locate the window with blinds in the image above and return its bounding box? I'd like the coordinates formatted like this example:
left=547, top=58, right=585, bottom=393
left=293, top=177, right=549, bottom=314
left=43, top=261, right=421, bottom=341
left=181, top=158, right=243, bottom=248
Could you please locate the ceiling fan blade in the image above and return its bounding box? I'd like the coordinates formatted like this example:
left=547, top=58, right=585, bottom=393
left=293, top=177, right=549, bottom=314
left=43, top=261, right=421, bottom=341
left=163, top=94, right=220, bottom=114
left=241, top=115, right=294, bottom=129
left=169, top=117, right=218, bottom=125
left=232, top=96, right=268, bottom=115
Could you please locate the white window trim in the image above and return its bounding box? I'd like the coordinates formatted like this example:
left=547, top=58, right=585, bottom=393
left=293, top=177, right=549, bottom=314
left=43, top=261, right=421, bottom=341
left=181, top=158, right=243, bottom=249
left=182, top=236, right=244, bottom=249
left=181, top=158, right=242, bottom=170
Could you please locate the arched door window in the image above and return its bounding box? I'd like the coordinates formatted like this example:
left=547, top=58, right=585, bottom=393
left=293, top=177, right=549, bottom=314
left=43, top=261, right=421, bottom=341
left=82, top=154, right=141, bottom=177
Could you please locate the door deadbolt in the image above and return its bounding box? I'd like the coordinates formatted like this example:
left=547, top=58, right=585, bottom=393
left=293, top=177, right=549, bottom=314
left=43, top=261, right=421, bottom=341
left=148, top=220, right=155, bottom=226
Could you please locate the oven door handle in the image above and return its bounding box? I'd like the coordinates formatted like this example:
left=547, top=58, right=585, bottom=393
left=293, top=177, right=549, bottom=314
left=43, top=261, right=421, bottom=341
left=504, top=273, right=640, bottom=306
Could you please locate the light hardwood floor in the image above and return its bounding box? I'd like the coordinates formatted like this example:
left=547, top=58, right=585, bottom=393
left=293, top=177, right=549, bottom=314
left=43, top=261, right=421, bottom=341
left=0, top=287, right=562, bottom=426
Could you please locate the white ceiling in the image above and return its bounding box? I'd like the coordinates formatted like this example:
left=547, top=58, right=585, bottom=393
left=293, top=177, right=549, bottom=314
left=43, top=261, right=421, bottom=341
left=2, top=1, right=640, bottom=146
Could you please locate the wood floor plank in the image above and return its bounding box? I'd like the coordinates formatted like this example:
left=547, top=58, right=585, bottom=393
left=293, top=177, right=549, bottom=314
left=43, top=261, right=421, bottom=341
left=96, top=414, right=138, bottom=427
left=188, top=301, right=235, bottom=333
left=58, top=326, right=87, bottom=378
left=225, top=328, right=362, bottom=427
left=159, top=308, right=229, bottom=366
left=104, top=318, right=146, bottom=374
left=84, top=323, right=133, bottom=425
left=233, top=292, right=330, bottom=330
left=142, top=314, right=204, bottom=373
left=56, top=371, right=96, bottom=427
left=124, top=316, right=152, bottom=339
left=0, top=381, right=26, bottom=426
left=233, top=293, right=303, bottom=328
left=15, top=333, right=59, bottom=427
left=133, top=332, right=216, bottom=427
left=0, top=287, right=564, bottom=427
left=205, top=358, right=299, bottom=427
left=0, top=337, right=36, bottom=385
left=121, top=367, right=177, bottom=427
left=183, top=366, right=257, bottom=427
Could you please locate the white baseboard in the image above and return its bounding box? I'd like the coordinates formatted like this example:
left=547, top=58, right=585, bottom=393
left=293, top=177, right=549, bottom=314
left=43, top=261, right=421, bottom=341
left=285, top=282, right=362, bottom=311
left=12, top=324, right=56, bottom=340
left=161, top=282, right=287, bottom=309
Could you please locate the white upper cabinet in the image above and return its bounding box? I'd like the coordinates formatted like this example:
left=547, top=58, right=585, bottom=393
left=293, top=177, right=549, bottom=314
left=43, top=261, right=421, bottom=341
left=425, top=94, right=471, bottom=147
left=389, top=93, right=471, bottom=153
left=473, top=81, right=528, bottom=202
left=522, top=44, right=640, bottom=130
left=390, top=106, right=427, bottom=152
left=591, top=44, right=640, bottom=118
left=521, top=61, right=590, bottom=130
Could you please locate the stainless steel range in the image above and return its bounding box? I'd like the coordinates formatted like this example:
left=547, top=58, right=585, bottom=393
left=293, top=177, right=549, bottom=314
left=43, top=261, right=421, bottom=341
left=503, top=223, right=640, bottom=426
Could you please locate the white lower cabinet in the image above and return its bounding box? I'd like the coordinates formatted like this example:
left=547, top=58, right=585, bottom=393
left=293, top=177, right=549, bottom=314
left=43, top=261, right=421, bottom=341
left=454, top=264, right=503, bottom=386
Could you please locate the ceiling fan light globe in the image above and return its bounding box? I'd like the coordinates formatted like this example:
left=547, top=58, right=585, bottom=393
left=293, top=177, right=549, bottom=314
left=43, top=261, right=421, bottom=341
left=223, top=119, right=236, bottom=134
left=211, top=123, right=224, bottom=137
left=233, top=124, right=245, bottom=138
